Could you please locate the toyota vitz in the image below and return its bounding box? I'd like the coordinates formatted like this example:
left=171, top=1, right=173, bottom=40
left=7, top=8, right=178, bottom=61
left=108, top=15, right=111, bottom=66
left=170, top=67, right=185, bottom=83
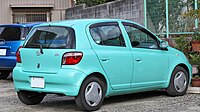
left=13, top=19, right=192, bottom=111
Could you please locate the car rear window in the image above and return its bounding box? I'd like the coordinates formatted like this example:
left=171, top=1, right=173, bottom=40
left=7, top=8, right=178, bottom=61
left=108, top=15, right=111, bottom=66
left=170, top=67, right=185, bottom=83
left=24, top=26, right=75, bottom=49
left=0, top=27, right=28, bottom=41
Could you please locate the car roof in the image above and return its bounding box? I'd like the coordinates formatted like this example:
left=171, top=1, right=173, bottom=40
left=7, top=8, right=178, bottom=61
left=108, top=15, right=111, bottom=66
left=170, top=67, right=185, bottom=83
left=37, top=19, right=137, bottom=27
left=40, top=19, right=160, bottom=41
left=0, top=22, right=43, bottom=27
left=32, top=19, right=159, bottom=39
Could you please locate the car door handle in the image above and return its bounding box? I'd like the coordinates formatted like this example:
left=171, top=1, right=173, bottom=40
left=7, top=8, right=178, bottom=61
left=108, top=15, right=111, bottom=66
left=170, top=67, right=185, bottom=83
left=135, top=58, right=142, bottom=62
left=100, top=58, right=109, bottom=62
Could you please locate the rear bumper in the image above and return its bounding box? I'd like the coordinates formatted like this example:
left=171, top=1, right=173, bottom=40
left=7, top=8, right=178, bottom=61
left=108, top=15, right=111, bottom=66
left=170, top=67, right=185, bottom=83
left=13, top=65, right=87, bottom=96
left=0, top=56, right=16, bottom=70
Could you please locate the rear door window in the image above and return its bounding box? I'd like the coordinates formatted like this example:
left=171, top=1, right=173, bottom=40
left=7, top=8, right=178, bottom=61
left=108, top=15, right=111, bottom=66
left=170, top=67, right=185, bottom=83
left=90, top=23, right=125, bottom=47
left=25, top=26, right=75, bottom=49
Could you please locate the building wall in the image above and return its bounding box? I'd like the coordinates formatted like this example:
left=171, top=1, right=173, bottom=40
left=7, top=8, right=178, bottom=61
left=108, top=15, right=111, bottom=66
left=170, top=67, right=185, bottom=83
left=0, top=0, right=12, bottom=24
left=65, top=0, right=144, bottom=25
left=0, top=0, right=74, bottom=24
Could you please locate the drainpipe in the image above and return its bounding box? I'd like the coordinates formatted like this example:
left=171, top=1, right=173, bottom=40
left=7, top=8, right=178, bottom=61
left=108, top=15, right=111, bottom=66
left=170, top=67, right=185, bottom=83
left=195, top=0, right=198, bottom=29
left=165, top=0, right=169, bottom=38
left=144, top=0, right=147, bottom=28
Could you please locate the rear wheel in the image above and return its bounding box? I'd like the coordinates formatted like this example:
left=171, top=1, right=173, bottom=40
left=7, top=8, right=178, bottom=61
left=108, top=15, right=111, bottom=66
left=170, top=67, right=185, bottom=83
left=167, top=66, right=189, bottom=96
left=17, top=91, right=46, bottom=105
left=0, top=71, right=10, bottom=79
left=75, top=76, right=106, bottom=111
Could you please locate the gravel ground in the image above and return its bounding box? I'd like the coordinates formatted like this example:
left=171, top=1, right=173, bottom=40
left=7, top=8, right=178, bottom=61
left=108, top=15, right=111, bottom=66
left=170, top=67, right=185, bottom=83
left=1, top=77, right=200, bottom=112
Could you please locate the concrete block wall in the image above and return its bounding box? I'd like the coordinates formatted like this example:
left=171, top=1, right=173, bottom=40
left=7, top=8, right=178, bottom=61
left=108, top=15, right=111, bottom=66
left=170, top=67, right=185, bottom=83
left=65, top=0, right=144, bottom=25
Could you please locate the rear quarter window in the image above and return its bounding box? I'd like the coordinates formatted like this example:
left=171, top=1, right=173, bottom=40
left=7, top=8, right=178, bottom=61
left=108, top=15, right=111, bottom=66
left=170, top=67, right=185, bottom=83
left=25, top=26, right=75, bottom=49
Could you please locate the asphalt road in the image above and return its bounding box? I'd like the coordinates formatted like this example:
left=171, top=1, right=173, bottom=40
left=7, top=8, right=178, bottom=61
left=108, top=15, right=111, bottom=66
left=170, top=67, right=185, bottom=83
left=1, top=77, right=200, bottom=112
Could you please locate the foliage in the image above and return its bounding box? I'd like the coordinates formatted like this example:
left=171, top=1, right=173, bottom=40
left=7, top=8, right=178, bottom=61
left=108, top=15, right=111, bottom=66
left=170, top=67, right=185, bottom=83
left=174, top=36, right=191, bottom=53
left=183, top=9, right=200, bottom=19
left=174, top=36, right=200, bottom=65
left=189, top=52, right=200, bottom=65
left=192, top=29, right=200, bottom=41
left=180, top=0, right=200, bottom=66
left=76, top=0, right=115, bottom=7
left=193, top=74, right=200, bottom=79
left=183, top=0, right=200, bottom=19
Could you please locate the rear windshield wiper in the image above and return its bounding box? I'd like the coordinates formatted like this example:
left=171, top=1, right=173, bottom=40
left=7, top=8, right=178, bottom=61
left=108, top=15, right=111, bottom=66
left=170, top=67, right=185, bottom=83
left=25, top=44, right=43, bottom=54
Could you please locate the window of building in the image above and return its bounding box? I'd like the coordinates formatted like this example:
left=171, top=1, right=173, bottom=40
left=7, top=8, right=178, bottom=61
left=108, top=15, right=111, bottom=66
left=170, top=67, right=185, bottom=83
left=13, top=12, right=50, bottom=23
left=11, top=8, right=51, bottom=23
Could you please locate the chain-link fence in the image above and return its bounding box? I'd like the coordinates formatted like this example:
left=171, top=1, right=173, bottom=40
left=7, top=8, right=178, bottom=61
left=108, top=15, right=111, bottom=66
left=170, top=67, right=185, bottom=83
left=147, top=0, right=196, bottom=37
left=66, top=0, right=199, bottom=38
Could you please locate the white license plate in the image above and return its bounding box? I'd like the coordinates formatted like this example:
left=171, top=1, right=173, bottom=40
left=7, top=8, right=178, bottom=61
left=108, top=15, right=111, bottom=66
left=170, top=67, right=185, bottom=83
left=31, top=77, right=45, bottom=88
left=0, top=49, right=6, bottom=56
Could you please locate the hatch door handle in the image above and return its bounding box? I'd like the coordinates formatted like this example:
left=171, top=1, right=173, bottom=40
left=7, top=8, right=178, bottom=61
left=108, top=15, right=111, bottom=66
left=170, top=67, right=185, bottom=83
left=135, top=58, right=142, bottom=62
left=100, top=58, right=109, bottom=62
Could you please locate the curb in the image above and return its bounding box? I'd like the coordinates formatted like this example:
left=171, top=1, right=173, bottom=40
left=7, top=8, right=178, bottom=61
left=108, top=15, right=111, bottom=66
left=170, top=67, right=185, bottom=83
left=187, top=86, right=200, bottom=94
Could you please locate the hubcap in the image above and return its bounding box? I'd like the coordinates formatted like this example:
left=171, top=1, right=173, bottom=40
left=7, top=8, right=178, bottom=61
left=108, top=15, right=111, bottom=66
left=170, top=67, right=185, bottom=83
left=85, top=82, right=102, bottom=107
left=174, top=71, right=187, bottom=92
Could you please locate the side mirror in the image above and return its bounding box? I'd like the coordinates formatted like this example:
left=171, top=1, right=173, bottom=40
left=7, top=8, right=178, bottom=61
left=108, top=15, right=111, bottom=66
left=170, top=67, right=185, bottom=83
left=160, top=41, right=169, bottom=50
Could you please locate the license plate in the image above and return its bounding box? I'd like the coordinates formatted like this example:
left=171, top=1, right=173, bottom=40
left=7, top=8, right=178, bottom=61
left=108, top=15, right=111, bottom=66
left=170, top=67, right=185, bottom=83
left=0, top=49, right=6, bottom=56
left=31, top=77, right=45, bottom=88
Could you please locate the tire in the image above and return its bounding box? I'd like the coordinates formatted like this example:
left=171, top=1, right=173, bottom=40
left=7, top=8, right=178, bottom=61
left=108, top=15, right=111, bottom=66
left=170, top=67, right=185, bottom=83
left=0, top=71, right=10, bottom=79
left=17, top=91, right=46, bottom=105
left=167, top=66, right=189, bottom=96
left=75, top=76, right=106, bottom=111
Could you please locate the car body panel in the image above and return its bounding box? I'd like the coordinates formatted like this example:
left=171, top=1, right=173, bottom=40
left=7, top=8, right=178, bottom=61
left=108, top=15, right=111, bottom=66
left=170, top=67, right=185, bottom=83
left=85, top=22, right=134, bottom=90
left=117, top=22, right=169, bottom=88
left=90, top=46, right=133, bottom=90
left=164, top=47, right=192, bottom=87
left=13, top=63, right=86, bottom=96
left=1, top=41, right=24, bottom=56
left=21, top=49, right=67, bottom=74
left=130, top=48, right=169, bottom=87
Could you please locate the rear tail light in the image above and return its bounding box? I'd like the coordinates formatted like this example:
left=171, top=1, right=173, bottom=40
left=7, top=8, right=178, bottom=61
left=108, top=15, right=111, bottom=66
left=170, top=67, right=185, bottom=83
left=16, top=46, right=23, bottom=63
left=62, top=52, right=83, bottom=65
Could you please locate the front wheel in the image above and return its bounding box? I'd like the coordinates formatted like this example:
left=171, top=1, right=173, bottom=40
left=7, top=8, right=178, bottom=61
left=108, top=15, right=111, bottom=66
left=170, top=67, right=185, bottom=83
left=75, top=76, right=106, bottom=111
left=0, top=71, right=11, bottom=79
left=17, top=91, right=46, bottom=105
left=167, top=66, right=189, bottom=96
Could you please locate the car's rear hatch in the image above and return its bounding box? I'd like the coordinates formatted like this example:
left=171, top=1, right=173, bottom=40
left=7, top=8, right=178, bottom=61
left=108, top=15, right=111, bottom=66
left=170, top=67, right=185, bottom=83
left=20, top=26, right=75, bottom=73
left=0, top=26, right=29, bottom=56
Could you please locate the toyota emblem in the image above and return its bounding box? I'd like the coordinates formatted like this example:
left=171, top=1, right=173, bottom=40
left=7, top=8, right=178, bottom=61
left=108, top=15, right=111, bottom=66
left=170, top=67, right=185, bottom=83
left=0, top=41, right=5, bottom=45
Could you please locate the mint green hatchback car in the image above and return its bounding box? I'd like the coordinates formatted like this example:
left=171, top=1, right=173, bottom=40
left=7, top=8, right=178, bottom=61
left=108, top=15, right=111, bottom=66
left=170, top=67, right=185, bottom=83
left=13, top=19, right=192, bottom=111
